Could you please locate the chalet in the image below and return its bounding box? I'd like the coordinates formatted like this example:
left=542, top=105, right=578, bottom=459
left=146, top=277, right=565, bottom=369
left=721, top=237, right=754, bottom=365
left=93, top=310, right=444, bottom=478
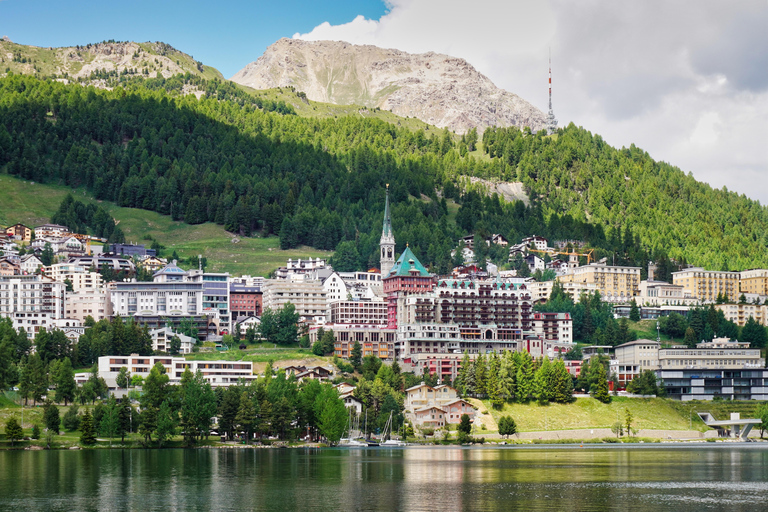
left=6, top=223, right=32, bottom=242
left=488, top=234, right=509, bottom=247
left=442, top=399, right=476, bottom=424
left=340, top=393, right=363, bottom=415
left=19, top=254, right=43, bottom=274
left=0, top=257, right=20, bottom=276
left=139, top=256, right=168, bottom=273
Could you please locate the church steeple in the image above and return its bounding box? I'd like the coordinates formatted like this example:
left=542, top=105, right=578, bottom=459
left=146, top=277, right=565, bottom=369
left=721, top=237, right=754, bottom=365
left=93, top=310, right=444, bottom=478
left=380, top=184, right=395, bottom=278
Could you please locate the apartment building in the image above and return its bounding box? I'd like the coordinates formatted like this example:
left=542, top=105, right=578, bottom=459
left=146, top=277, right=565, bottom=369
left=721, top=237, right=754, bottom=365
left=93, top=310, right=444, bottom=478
left=559, top=263, right=641, bottom=303
left=672, top=267, right=739, bottom=303
left=106, top=281, right=204, bottom=317
left=261, top=275, right=327, bottom=324
left=66, top=289, right=108, bottom=322
left=0, top=275, right=66, bottom=319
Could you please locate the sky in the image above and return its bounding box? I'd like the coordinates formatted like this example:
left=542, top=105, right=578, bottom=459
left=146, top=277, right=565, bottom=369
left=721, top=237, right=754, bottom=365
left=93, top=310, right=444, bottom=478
left=2, top=0, right=767, bottom=204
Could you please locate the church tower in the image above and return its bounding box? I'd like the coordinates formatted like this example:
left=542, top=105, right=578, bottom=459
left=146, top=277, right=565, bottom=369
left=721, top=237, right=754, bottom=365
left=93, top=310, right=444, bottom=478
left=380, top=184, right=395, bottom=278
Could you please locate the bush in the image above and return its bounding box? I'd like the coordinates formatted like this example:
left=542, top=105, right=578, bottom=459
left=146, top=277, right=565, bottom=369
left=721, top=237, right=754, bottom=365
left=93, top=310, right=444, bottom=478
left=31, top=424, right=41, bottom=440
left=602, top=437, right=619, bottom=443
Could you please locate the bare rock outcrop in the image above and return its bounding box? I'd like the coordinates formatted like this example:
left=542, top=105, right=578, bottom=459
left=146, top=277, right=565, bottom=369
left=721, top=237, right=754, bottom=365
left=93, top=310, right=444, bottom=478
left=231, top=38, right=546, bottom=134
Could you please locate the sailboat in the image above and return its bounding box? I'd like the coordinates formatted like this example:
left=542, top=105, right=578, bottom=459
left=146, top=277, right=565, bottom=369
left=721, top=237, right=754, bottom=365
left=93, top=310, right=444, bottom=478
left=339, top=408, right=366, bottom=447
left=381, top=411, right=406, bottom=447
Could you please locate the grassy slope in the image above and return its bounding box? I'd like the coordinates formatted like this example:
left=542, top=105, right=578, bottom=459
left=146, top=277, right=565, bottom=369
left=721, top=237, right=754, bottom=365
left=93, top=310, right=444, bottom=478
left=0, top=175, right=329, bottom=276
left=481, top=396, right=710, bottom=432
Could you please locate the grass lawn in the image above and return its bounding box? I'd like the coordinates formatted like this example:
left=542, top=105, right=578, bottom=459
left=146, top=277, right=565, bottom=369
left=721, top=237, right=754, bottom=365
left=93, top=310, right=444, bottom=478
left=628, top=319, right=685, bottom=345
left=0, top=175, right=329, bottom=276
left=481, top=396, right=708, bottom=433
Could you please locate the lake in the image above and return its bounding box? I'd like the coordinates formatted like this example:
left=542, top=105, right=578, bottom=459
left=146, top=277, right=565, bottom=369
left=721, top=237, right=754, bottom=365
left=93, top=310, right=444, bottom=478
left=1, top=445, right=767, bottom=511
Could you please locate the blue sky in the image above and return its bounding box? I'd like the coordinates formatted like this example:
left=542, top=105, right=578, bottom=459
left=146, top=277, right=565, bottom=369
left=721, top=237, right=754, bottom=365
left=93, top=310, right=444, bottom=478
left=2, top=0, right=766, bottom=204
left=0, top=0, right=387, bottom=78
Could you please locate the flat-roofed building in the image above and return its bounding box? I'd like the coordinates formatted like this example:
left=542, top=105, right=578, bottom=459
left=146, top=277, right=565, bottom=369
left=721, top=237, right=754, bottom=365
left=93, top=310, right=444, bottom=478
left=0, top=275, right=66, bottom=319
left=262, top=275, right=327, bottom=324
left=66, top=289, right=108, bottom=322
left=672, top=267, right=739, bottom=303
left=637, top=279, right=698, bottom=306
left=94, top=355, right=255, bottom=391
left=559, top=263, right=641, bottom=303
left=329, top=298, right=388, bottom=325
left=107, top=281, right=203, bottom=317
left=612, top=339, right=660, bottom=386
left=658, top=337, right=762, bottom=371
left=310, top=324, right=396, bottom=360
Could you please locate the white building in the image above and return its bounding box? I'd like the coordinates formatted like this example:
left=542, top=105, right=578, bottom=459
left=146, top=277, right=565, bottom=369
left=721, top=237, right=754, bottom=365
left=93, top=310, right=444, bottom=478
left=323, top=272, right=349, bottom=303
left=34, top=224, right=70, bottom=239
left=0, top=275, right=66, bottom=319
left=149, top=327, right=196, bottom=354
left=19, top=254, right=43, bottom=274
left=106, top=281, right=204, bottom=317
left=95, top=355, right=256, bottom=391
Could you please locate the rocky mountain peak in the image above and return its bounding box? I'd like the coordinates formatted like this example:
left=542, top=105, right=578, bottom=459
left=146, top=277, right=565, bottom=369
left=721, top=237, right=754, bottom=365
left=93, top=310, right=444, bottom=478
left=231, top=38, right=546, bottom=134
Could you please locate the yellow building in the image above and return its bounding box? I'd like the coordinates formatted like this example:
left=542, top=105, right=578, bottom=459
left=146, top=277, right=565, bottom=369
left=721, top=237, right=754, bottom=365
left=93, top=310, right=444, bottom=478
left=672, top=267, right=739, bottom=303
left=715, top=303, right=767, bottom=327
left=739, top=269, right=768, bottom=296
left=558, top=263, right=640, bottom=303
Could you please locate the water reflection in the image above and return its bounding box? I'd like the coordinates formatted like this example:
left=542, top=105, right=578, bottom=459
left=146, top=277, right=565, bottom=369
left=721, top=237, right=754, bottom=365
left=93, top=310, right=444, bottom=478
left=1, top=446, right=768, bottom=511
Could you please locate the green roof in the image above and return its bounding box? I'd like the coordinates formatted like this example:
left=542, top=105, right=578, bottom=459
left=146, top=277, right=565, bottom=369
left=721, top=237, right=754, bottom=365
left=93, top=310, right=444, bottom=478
left=386, top=246, right=430, bottom=278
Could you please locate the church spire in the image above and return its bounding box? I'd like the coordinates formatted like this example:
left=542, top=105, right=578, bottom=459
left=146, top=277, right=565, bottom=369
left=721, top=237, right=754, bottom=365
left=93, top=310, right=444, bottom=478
left=380, top=184, right=395, bottom=278
left=382, top=184, right=392, bottom=238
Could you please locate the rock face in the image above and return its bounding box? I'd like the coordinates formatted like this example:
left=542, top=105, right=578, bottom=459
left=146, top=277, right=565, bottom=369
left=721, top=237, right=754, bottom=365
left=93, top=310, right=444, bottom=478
left=231, top=38, right=546, bottom=134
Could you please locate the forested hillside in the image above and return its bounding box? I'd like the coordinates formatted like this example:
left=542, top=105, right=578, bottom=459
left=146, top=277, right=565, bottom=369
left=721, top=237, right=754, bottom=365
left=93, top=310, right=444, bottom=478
left=1, top=74, right=766, bottom=272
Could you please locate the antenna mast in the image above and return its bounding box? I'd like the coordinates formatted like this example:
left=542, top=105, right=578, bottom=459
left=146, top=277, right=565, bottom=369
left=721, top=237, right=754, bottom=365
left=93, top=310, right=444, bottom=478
left=546, top=48, right=558, bottom=136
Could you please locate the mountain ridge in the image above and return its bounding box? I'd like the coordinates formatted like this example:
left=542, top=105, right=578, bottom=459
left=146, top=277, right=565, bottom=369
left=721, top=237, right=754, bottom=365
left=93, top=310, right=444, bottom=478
left=231, top=38, right=547, bottom=135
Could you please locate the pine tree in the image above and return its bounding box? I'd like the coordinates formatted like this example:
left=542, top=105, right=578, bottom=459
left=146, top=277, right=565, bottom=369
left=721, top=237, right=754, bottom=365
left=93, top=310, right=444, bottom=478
left=533, top=358, right=552, bottom=404
left=4, top=417, right=23, bottom=446
left=515, top=353, right=534, bottom=402
left=629, top=299, right=640, bottom=322
left=474, top=353, right=487, bottom=397
left=80, top=409, right=97, bottom=445
left=591, top=362, right=611, bottom=404
left=236, top=391, right=256, bottom=443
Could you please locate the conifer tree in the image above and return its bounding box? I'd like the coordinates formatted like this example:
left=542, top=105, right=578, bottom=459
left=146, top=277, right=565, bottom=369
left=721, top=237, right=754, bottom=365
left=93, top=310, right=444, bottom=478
left=474, top=353, right=487, bottom=397
left=591, top=362, right=611, bottom=404
left=515, top=353, right=535, bottom=402
left=80, top=409, right=97, bottom=445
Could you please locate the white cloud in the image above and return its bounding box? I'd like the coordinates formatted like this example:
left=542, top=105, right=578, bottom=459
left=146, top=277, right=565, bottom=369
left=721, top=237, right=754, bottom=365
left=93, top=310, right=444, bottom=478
left=294, top=0, right=768, bottom=204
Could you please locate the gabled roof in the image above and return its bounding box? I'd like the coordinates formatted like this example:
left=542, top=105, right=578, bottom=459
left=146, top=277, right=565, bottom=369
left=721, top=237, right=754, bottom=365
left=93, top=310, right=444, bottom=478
left=386, top=246, right=430, bottom=278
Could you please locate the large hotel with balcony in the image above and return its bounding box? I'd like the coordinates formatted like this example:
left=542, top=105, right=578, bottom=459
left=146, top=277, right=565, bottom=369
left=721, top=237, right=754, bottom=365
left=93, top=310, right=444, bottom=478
left=558, top=263, right=640, bottom=303
left=672, top=267, right=739, bottom=303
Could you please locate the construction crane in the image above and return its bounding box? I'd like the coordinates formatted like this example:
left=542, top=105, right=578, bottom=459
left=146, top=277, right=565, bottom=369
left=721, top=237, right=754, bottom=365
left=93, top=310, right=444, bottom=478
left=526, top=247, right=594, bottom=264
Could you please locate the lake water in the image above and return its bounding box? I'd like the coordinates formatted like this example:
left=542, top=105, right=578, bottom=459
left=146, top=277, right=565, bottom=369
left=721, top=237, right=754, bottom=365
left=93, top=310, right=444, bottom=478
left=1, top=445, right=767, bottom=511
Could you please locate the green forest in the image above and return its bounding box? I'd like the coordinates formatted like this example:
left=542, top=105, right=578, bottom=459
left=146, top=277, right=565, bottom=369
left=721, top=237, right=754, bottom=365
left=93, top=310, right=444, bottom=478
left=1, top=74, right=767, bottom=273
